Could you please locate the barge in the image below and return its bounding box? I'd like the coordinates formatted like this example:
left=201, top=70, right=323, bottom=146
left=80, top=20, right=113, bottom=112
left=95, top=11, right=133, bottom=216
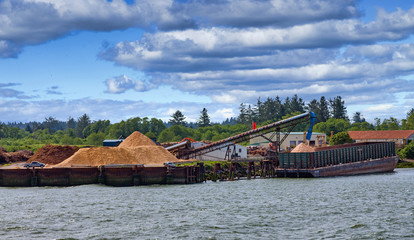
left=0, top=164, right=205, bottom=187
left=276, top=142, right=398, bottom=177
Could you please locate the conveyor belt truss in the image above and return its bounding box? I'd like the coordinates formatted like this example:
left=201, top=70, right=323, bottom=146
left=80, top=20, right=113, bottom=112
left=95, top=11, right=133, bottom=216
left=184, top=112, right=316, bottom=159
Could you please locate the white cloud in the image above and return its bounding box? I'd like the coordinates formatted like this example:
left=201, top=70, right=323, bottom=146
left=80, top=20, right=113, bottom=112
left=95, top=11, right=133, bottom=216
left=183, top=0, right=358, bottom=28
left=365, top=104, right=394, bottom=112
left=104, top=75, right=154, bottom=94
left=0, top=0, right=194, bottom=58
left=2, top=0, right=414, bottom=123
left=211, top=108, right=236, bottom=120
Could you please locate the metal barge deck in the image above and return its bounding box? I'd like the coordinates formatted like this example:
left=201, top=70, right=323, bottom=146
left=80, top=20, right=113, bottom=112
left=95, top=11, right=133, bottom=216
left=275, top=142, right=398, bottom=178
left=275, top=156, right=398, bottom=177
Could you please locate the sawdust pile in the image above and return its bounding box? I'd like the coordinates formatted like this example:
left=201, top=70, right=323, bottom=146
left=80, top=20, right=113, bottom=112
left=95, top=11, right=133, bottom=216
left=56, top=146, right=178, bottom=167
left=291, top=143, right=316, bottom=153
left=56, top=147, right=136, bottom=167
left=118, top=131, right=156, bottom=148
left=28, top=145, right=79, bottom=165
left=56, top=131, right=178, bottom=167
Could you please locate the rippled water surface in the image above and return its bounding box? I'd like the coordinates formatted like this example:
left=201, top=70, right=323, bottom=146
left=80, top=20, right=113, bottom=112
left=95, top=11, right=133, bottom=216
left=1, top=169, right=413, bottom=239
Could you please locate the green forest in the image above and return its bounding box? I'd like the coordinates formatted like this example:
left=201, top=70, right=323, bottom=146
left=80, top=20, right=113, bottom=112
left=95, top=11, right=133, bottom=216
left=1, top=95, right=414, bottom=153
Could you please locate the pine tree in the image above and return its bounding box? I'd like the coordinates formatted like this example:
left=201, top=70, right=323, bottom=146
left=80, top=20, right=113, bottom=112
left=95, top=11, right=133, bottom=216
left=76, top=114, right=91, bottom=138
left=274, top=96, right=285, bottom=121
left=198, top=108, right=211, bottom=127
left=330, top=96, right=348, bottom=120
left=289, top=94, right=305, bottom=113
left=318, top=96, right=330, bottom=122
left=246, top=105, right=255, bottom=124
left=169, top=110, right=186, bottom=126
left=306, top=99, right=319, bottom=118
left=352, top=112, right=365, bottom=123
left=67, top=117, right=76, bottom=129
left=238, top=103, right=248, bottom=124
left=407, top=108, right=414, bottom=119
left=254, top=97, right=264, bottom=123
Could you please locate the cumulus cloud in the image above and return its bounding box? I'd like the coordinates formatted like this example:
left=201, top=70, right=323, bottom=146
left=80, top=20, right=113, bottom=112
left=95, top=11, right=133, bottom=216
left=0, top=0, right=195, bottom=58
left=100, top=4, right=414, bottom=107
left=2, top=0, right=414, bottom=122
left=104, top=75, right=155, bottom=94
left=182, top=0, right=358, bottom=28
left=102, top=6, right=414, bottom=66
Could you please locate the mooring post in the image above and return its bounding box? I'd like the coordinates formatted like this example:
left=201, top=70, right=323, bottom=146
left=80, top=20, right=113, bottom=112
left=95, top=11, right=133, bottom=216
left=260, top=161, right=264, bottom=177
left=166, top=165, right=174, bottom=184
left=229, top=162, right=234, bottom=181
left=253, top=162, right=256, bottom=179
left=98, top=166, right=105, bottom=184
left=213, top=163, right=221, bottom=182
left=31, top=167, right=38, bottom=187
left=235, top=162, right=240, bottom=180
left=247, top=162, right=252, bottom=180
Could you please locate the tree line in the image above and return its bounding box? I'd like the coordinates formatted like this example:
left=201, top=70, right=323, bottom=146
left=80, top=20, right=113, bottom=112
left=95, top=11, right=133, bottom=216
left=1, top=95, right=413, bottom=152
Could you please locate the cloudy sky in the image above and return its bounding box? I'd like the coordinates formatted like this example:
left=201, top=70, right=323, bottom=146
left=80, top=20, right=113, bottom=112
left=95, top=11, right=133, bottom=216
left=1, top=0, right=414, bottom=124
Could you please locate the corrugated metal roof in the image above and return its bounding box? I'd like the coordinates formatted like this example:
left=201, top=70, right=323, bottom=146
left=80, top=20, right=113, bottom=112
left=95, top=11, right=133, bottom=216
left=348, top=130, right=414, bottom=140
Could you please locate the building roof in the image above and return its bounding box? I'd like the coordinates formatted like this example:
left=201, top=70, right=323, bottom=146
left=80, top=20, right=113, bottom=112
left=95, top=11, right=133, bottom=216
left=348, top=130, right=414, bottom=140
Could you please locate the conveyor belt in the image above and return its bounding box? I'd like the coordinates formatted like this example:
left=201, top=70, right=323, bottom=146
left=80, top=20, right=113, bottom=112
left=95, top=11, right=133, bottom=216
left=184, top=112, right=315, bottom=159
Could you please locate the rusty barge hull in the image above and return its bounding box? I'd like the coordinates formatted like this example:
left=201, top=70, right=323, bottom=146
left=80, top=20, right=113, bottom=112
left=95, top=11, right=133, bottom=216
left=0, top=164, right=204, bottom=187
left=275, top=156, right=398, bottom=178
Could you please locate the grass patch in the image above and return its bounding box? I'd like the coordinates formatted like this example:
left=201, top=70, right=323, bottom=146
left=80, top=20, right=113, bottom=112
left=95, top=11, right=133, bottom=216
left=396, top=161, right=414, bottom=168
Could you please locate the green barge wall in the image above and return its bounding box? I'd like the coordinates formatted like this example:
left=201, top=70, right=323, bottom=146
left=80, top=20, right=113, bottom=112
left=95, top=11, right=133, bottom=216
left=280, top=142, right=396, bottom=169
left=0, top=164, right=204, bottom=187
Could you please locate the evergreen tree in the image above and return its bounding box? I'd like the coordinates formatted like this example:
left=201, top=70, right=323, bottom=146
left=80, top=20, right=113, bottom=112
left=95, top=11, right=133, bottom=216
left=67, top=116, right=76, bottom=129
left=352, top=112, right=365, bottom=123
left=306, top=99, right=319, bottom=115
left=76, top=114, right=91, bottom=138
left=283, top=97, right=291, bottom=114
left=42, top=116, right=59, bottom=133
left=254, top=97, right=265, bottom=123
left=402, top=108, right=414, bottom=130
left=237, top=103, right=248, bottom=124
left=25, top=124, right=32, bottom=133
left=169, top=110, right=186, bottom=126
left=222, top=117, right=237, bottom=125
left=330, top=96, right=348, bottom=120
left=318, top=96, right=330, bottom=122
left=274, top=96, right=285, bottom=121
left=407, top=108, right=414, bottom=119
left=262, top=97, right=275, bottom=122
left=246, top=104, right=255, bottom=124
left=289, top=94, right=305, bottom=113
left=374, top=117, right=381, bottom=130
left=198, top=108, right=211, bottom=127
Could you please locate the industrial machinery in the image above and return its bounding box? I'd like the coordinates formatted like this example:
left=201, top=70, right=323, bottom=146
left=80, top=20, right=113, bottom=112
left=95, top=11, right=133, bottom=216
left=177, top=112, right=316, bottom=161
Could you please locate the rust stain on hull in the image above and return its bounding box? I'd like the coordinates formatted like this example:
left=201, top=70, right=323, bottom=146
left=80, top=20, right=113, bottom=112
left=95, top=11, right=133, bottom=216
left=276, top=156, right=398, bottom=178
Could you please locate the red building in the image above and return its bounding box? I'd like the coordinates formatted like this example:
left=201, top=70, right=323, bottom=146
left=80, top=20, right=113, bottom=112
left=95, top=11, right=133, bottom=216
left=348, top=130, right=414, bottom=148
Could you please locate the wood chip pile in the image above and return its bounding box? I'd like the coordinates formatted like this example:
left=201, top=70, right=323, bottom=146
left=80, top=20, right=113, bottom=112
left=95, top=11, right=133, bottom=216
left=28, top=145, right=80, bottom=165
left=56, top=131, right=178, bottom=167
left=118, top=131, right=156, bottom=147
left=0, top=148, right=33, bottom=164
left=291, top=143, right=316, bottom=152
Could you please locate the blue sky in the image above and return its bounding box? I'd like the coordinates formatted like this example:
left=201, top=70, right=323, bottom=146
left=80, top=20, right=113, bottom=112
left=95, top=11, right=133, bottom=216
left=1, top=0, right=414, bottom=124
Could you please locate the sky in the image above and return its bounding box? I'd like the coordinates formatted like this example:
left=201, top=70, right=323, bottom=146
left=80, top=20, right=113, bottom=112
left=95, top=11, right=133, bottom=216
left=1, top=0, right=414, bottom=124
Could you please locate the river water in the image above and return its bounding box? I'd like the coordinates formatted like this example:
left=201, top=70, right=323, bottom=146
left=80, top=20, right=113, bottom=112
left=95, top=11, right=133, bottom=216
left=1, top=169, right=413, bottom=240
